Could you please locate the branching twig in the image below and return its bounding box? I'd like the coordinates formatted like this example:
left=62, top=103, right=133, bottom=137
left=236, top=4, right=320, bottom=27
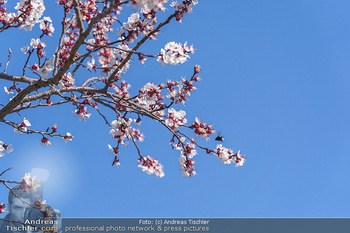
left=104, top=11, right=179, bottom=89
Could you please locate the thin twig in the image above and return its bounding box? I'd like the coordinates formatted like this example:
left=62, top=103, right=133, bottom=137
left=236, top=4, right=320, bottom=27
left=1, top=180, right=38, bottom=209
left=0, top=167, right=13, bottom=177
left=104, top=11, right=178, bottom=89
left=4, top=48, right=11, bottom=73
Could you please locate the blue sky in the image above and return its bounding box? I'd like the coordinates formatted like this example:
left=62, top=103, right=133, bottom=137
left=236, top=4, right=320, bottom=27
left=1, top=0, right=350, bottom=217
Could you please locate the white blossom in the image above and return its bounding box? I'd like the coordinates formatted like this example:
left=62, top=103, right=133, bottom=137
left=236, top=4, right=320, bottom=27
left=0, top=141, right=13, bottom=153
left=15, top=0, right=45, bottom=31
left=170, top=0, right=198, bottom=12
left=58, top=72, right=75, bottom=88
left=158, top=41, right=195, bottom=66
left=165, top=108, right=187, bottom=129
left=138, top=155, right=165, bottom=177
left=40, top=16, right=55, bottom=36
left=132, top=0, right=169, bottom=12
left=123, top=13, right=141, bottom=32
left=4, top=87, right=13, bottom=95
left=30, top=38, right=41, bottom=49
left=21, top=173, right=41, bottom=194
left=87, top=57, right=96, bottom=71
left=21, top=45, right=30, bottom=54
left=38, top=59, right=54, bottom=78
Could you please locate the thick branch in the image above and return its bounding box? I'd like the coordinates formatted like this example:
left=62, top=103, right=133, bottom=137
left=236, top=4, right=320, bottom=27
left=73, top=0, right=85, bottom=34
left=0, top=73, right=37, bottom=84
left=23, top=86, right=104, bottom=102
left=0, top=2, right=127, bottom=119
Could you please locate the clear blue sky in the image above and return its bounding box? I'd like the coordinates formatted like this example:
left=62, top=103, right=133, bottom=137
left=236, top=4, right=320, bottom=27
left=1, top=0, right=350, bottom=217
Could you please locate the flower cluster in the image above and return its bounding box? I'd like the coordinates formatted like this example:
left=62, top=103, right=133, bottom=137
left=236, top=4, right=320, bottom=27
left=181, top=141, right=197, bottom=158
left=0, top=203, right=6, bottom=213
left=179, top=155, right=196, bottom=177
left=135, top=82, right=164, bottom=111
left=108, top=144, right=120, bottom=166
left=137, top=155, right=164, bottom=177
left=58, top=72, right=75, bottom=88
left=97, top=48, right=114, bottom=72
left=113, top=80, right=131, bottom=97
left=82, top=98, right=98, bottom=109
left=74, top=104, right=91, bottom=120
left=171, top=0, right=198, bottom=23
left=57, top=0, right=74, bottom=11
left=38, top=58, right=54, bottom=78
left=4, top=86, right=14, bottom=95
left=97, top=45, right=131, bottom=74
left=158, top=41, right=195, bottom=66
left=0, top=0, right=45, bottom=31
left=63, top=132, right=73, bottom=143
left=194, top=64, right=201, bottom=74
left=172, top=139, right=197, bottom=176
left=171, top=0, right=198, bottom=12
left=57, top=16, right=79, bottom=66
left=34, top=199, right=47, bottom=212
left=14, top=118, right=31, bottom=134
left=0, top=0, right=246, bottom=179
left=86, top=57, right=97, bottom=71
left=165, top=108, right=187, bottom=129
left=34, top=200, right=54, bottom=219
left=39, top=16, right=54, bottom=36
left=41, top=136, right=51, bottom=146
left=0, top=141, right=13, bottom=158
left=20, top=172, right=40, bottom=194
left=190, top=117, right=215, bottom=140
left=21, top=38, right=46, bottom=59
left=170, top=136, right=185, bottom=150
left=14, top=0, right=45, bottom=31
left=119, top=12, right=142, bottom=42
left=118, top=10, right=158, bottom=42
left=30, top=38, right=41, bottom=48
left=91, top=14, right=118, bottom=46
left=79, top=0, right=98, bottom=22
left=215, top=144, right=246, bottom=167
left=166, top=76, right=200, bottom=104
left=4, top=82, right=22, bottom=95
left=131, top=0, right=169, bottom=12
left=109, top=117, right=132, bottom=145
left=130, top=128, right=144, bottom=142
left=109, top=117, right=144, bottom=145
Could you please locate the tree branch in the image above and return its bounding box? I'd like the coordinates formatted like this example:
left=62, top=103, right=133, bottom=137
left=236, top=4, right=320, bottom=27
left=0, top=1, right=128, bottom=119
left=73, top=0, right=85, bottom=34
left=103, top=11, right=178, bottom=89
left=0, top=73, right=37, bottom=84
